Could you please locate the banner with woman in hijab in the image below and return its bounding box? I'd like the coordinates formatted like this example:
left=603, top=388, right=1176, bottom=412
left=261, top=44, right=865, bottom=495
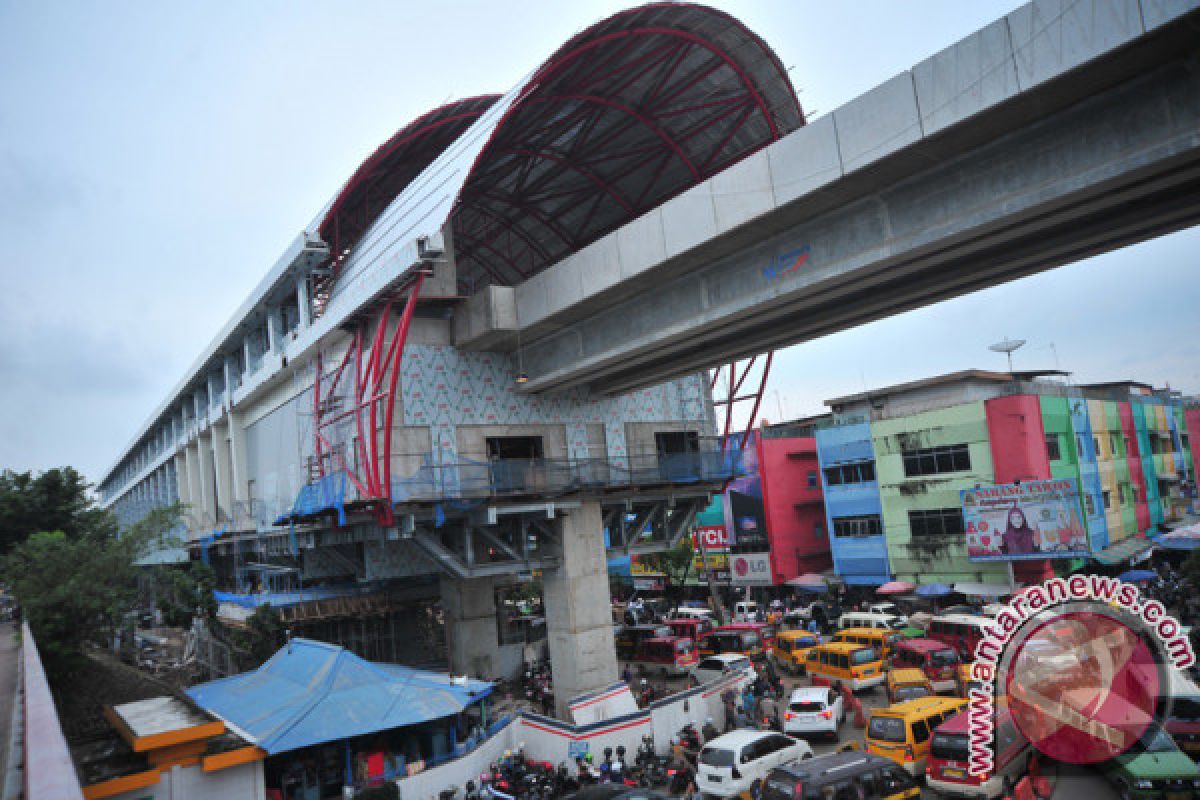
left=962, top=478, right=1090, bottom=561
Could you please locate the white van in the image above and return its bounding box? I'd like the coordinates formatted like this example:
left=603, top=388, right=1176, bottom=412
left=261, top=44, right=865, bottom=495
left=672, top=606, right=717, bottom=621
left=697, top=730, right=813, bottom=798
left=734, top=601, right=760, bottom=622
left=838, top=611, right=906, bottom=631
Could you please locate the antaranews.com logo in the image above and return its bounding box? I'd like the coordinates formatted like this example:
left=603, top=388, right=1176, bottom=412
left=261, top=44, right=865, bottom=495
left=967, top=575, right=1196, bottom=775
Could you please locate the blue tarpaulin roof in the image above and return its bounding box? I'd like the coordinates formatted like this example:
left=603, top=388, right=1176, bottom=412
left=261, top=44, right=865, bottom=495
left=186, top=638, right=492, bottom=755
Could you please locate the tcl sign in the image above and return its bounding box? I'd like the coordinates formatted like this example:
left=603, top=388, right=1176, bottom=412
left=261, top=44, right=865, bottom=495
left=693, top=525, right=730, bottom=550
left=731, top=553, right=773, bottom=586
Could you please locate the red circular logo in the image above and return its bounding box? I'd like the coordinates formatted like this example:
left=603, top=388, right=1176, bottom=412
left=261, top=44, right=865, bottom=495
left=734, top=558, right=748, bottom=577
left=1004, top=611, right=1160, bottom=764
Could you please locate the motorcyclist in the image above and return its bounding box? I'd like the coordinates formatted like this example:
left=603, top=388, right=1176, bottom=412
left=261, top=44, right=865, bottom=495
left=612, top=745, right=627, bottom=782
left=701, top=716, right=720, bottom=742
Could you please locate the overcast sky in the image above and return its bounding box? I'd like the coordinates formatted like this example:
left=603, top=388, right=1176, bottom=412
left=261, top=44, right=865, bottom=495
left=1, top=0, right=1196, bottom=482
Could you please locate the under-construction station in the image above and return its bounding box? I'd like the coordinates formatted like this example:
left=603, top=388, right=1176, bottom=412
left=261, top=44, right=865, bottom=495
left=98, top=3, right=802, bottom=716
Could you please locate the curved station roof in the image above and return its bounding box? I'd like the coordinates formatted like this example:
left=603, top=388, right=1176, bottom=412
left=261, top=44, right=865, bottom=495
left=320, top=2, right=804, bottom=298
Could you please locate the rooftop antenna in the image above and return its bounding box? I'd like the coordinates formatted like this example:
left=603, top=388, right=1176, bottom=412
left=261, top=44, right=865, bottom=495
left=989, top=337, right=1026, bottom=374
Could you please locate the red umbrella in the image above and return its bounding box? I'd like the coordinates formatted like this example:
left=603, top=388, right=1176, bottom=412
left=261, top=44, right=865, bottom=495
left=876, top=581, right=916, bottom=595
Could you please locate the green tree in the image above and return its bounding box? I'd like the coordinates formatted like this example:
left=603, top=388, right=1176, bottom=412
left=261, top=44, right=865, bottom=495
left=637, top=538, right=695, bottom=606
left=2, top=504, right=179, bottom=676
left=0, top=467, right=116, bottom=553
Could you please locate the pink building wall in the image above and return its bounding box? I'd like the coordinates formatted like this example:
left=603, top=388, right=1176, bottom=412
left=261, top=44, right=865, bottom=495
left=1118, top=402, right=1152, bottom=534
left=1187, top=409, right=1200, bottom=487
left=756, top=435, right=832, bottom=583
left=984, top=395, right=1054, bottom=583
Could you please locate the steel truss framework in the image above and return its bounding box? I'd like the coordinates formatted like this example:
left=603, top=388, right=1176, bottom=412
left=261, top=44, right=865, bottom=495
left=315, top=3, right=803, bottom=296
left=711, top=350, right=774, bottom=451
left=311, top=272, right=426, bottom=527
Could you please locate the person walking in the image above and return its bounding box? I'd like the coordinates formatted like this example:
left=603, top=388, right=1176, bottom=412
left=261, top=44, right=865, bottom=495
left=758, top=692, right=779, bottom=731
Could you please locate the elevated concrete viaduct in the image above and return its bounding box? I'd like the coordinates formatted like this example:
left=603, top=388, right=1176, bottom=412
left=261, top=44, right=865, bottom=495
left=489, top=1, right=1200, bottom=393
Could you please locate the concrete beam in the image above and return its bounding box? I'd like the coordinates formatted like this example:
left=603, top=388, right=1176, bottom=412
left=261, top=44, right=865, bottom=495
left=518, top=36, right=1200, bottom=393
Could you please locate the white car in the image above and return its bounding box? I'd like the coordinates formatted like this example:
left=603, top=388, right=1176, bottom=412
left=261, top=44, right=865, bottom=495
left=697, top=729, right=813, bottom=798
left=867, top=603, right=908, bottom=623
left=782, top=686, right=845, bottom=740
left=689, top=653, right=751, bottom=686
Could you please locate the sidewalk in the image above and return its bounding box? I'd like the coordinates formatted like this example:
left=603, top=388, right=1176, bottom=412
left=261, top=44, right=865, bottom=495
left=0, top=622, right=19, bottom=788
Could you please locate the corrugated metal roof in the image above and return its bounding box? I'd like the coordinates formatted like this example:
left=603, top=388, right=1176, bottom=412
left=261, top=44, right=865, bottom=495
left=185, top=638, right=491, bottom=754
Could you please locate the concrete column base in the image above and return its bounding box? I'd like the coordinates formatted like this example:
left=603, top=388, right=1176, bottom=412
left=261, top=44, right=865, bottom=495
left=440, top=575, right=499, bottom=680
left=543, top=502, right=618, bottom=718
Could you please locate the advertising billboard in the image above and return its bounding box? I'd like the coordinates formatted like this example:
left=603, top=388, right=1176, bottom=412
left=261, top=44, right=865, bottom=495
left=962, top=478, right=1089, bottom=561
left=731, top=553, right=774, bottom=586
left=724, top=430, right=768, bottom=551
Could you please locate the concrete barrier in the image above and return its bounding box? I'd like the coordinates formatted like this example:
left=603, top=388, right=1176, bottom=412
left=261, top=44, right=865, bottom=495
left=392, top=667, right=755, bottom=799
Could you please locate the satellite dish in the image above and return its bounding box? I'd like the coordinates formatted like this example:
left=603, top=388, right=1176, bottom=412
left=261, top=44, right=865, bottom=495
left=989, top=338, right=1026, bottom=372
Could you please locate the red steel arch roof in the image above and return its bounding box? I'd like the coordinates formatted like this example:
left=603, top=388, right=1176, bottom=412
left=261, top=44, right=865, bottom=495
left=321, top=2, right=803, bottom=296
left=319, top=95, right=501, bottom=261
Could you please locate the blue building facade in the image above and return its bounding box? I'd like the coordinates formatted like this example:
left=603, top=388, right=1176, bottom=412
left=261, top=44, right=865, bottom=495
left=814, top=423, right=891, bottom=585
left=1069, top=398, right=1111, bottom=551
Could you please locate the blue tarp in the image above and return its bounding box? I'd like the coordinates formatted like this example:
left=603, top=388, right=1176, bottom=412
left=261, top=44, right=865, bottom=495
left=186, top=638, right=492, bottom=755
left=276, top=472, right=347, bottom=526
left=213, top=585, right=374, bottom=610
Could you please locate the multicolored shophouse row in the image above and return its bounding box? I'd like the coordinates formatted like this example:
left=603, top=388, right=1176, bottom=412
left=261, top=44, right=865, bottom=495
left=630, top=369, right=1200, bottom=594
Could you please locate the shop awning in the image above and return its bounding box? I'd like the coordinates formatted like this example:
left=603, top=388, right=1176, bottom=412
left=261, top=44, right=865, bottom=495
left=186, top=638, right=491, bottom=755
left=1154, top=521, right=1200, bottom=550
left=1092, top=537, right=1155, bottom=566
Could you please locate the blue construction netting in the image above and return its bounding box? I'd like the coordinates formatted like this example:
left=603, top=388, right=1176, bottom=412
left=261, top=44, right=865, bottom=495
left=276, top=472, right=347, bottom=526
left=199, top=527, right=227, bottom=565
left=213, top=585, right=374, bottom=609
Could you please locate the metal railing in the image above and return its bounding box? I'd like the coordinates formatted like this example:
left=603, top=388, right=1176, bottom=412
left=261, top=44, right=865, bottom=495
left=390, top=449, right=743, bottom=505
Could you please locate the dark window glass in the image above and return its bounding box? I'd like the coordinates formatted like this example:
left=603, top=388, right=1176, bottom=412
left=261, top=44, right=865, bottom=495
left=1045, top=434, right=1061, bottom=461
left=931, top=732, right=969, bottom=761
left=912, top=719, right=931, bottom=744
left=868, top=717, right=906, bottom=743
left=908, top=509, right=965, bottom=538
left=902, top=444, right=971, bottom=477
left=832, top=514, right=883, bottom=538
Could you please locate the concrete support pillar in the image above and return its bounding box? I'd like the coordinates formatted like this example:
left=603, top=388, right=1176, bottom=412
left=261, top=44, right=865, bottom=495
left=243, top=336, right=255, bottom=375
left=267, top=306, right=284, bottom=354
left=543, top=502, right=618, bottom=718
left=440, top=576, right=499, bottom=680
left=223, top=354, right=239, bottom=401
left=229, top=411, right=250, bottom=506
left=296, top=278, right=312, bottom=330
left=212, top=420, right=233, bottom=522
left=207, top=372, right=221, bottom=417
left=187, top=442, right=205, bottom=525
left=174, top=452, right=191, bottom=508
left=198, top=433, right=217, bottom=524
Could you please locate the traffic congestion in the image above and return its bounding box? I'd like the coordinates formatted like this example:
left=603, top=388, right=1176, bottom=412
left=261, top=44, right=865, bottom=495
left=497, top=563, right=1200, bottom=800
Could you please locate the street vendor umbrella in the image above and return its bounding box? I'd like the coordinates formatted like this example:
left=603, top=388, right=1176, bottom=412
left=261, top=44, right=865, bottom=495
left=1117, top=569, right=1157, bottom=583
left=915, top=583, right=953, bottom=597
left=876, top=581, right=915, bottom=595
left=795, top=583, right=830, bottom=593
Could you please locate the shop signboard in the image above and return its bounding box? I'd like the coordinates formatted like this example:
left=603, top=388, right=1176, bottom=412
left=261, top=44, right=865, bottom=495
left=962, top=478, right=1089, bottom=561
left=730, top=552, right=773, bottom=586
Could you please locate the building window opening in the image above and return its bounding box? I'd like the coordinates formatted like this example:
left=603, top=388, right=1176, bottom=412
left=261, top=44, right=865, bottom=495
left=831, top=514, right=882, bottom=538
left=908, top=508, right=965, bottom=538
left=1045, top=434, right=1061, bottom=461
left=901, top=444, right=970, bottom=477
